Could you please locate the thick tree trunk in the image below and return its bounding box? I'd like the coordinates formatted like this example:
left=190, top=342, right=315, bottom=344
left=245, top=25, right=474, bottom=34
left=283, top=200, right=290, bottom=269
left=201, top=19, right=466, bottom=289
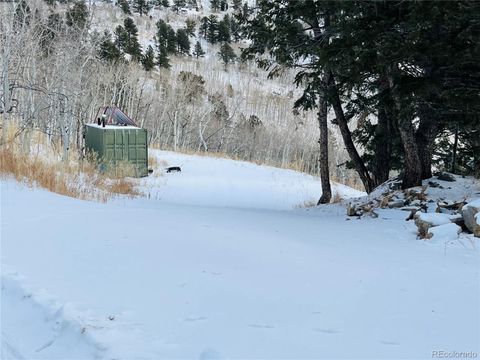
left=329, top=74, right=374, bottom=193
left=317, top=82, right=331, bottom=204
left=387, top=67, right=422, bottom=188
left=416, top=103, right=439, bottom=179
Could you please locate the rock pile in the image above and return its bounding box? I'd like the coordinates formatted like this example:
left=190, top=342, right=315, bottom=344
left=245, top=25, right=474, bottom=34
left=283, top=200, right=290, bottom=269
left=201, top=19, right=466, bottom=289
left=346, top=174, right=480, bottom=240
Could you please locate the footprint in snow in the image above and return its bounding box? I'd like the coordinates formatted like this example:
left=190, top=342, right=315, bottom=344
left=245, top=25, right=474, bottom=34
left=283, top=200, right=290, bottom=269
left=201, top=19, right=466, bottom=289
left=312, top=328, right=339, bottom=334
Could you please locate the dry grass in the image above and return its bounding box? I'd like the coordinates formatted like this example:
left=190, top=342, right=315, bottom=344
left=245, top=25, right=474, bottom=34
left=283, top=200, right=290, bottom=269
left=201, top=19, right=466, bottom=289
left=0, top=125, right=139, bottom=201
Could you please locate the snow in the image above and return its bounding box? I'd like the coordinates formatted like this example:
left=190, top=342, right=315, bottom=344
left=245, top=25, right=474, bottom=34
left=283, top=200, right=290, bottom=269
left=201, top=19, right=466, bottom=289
left=416, top=212, right=461, bottom=226
left=86, top=123, right=141, bottom=130
left=140, top=150, right=364, bottom=210
left=1, top=153, right=479, bottom=359
left=428, top=223, right=462, bottom=243
left=467, top=198, right=480, bottom=208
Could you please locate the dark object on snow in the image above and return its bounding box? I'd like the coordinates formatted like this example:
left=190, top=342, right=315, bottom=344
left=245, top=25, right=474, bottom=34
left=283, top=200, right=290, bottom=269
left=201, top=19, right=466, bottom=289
left=166, top=166, right=181, bottom=173
left=428, top=181, right=440, bottom=188
left=148, top=169, right=154, bottom=174
left=437, top=172, right=456, bottom=182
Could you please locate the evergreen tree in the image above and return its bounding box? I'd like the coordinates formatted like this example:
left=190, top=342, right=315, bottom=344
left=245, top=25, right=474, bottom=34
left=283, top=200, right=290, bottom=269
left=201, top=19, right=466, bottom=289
left=166, top=25, right=177, bottom=53
left=207, top=14, right=218, bottom=43
left=185, top=18, right=196, bottom=37
left=199, top=16, right=209, bottom=38
left=123, top=17, right=142, bottom=60
left=155, top=18, right=169, bottom=47
left=217, top=15, right=231, bottom=43
left=157, top=0, right=169, bottom=7
left=65, top=0, right=88, bottom=29
left=193, top=40, right=205, bottom=58
left=142, top=45, right=156, bottom=71
left=176, top=29, right=191, bottom=54
left=218, top=42, right=236, bottom=66
left=117, top=0, right=132, bottom=15
left=244, top=0, right=480, bottom=192
left=99, top=30, right=122, bottom=62
left=132, top=0, right=151, bottom=16
left=156, top=46, right=170, bottom=68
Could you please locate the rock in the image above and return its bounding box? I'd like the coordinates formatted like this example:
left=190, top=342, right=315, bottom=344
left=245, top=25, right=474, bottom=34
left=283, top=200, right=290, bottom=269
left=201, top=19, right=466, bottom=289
left=437, top=172, right=456, bottom=182
left=388, top=200, right=405, bottom=208
left=414, top=212, right=461, bottom=238
left=428, top=181, right=440, bottom=188
left=427, top=223, right=462, bottom=242
left=347, top=204, right=358, bottom=216
left=462, top=199, right=480, bottom=237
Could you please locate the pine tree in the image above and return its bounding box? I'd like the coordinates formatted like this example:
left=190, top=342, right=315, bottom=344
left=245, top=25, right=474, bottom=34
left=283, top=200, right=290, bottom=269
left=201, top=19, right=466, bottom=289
left=65, top=0, right=88, bottom=29
left=218, top=42, right=236, bottom=66
left=142, top=45, right=156, bottom=71
left=99, top=30, right=122, bottom=62
left=117, top=0, right=131, bottom=15
left=185, top=18, right=196, bottom=37
left=156, top=45, right=170, bottom=68
left=207, top=15, right=218, bottom=43
left=176, top=28, right=190, bottom=54
left=123, top=17, right=142, bottom=60
left=193, top=40, right=205, bottom=58
left=132, top=0, right=151, bottom=16
left=217, top=15, right=230, bottom=43
left=199, top=16, right=209, bottom=38
left=159, top=0, right=169, bottom=7
left=166, top=25, right=177, bottom=54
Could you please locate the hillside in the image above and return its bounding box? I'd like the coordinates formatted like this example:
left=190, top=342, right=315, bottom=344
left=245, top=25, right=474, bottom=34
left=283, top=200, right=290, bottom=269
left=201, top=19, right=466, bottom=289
left=1, top=153, right=479, bottom=359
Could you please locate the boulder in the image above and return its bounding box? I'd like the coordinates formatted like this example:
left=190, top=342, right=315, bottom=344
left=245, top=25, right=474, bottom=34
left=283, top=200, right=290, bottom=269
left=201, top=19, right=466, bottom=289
left=462, top=199, right=480, bottom=237
left=414, top=212, right=461, bottom=238
left=427, top=223, right=462, bottom=242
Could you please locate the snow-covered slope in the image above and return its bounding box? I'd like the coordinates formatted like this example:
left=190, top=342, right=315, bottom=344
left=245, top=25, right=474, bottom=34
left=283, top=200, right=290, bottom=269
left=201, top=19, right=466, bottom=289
left=1, top=154, right=479, bottom=359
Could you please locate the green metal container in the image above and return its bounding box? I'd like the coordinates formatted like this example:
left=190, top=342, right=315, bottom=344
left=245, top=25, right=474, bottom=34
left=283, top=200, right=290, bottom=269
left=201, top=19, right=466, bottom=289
left=84, top=124, right=148, bottom=177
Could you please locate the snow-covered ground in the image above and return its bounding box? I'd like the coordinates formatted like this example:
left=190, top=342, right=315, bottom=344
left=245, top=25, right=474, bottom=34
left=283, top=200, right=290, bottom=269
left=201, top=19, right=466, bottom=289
left=140, top=150, right=364, bottom=209
left=1, top=152, right=479, bottom=359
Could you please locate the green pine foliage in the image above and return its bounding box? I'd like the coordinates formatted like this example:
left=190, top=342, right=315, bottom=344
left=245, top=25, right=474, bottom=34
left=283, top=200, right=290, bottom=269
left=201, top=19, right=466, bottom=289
left=99, top=30, right=123, bottom=62
left=176, top=29, right=190, bottom=54
left=207, top=15, right=218, bottom=43
left=193, top=40, right=205, bottom=58
left=132, top=0, right=152, bottom=16
left=142, top=45, right=156, bottom=71
left=218, top=42, right=236, bottom=66
left=217, top=15, right=231, bottom=43
left=117, top=0, right=132, bottom=15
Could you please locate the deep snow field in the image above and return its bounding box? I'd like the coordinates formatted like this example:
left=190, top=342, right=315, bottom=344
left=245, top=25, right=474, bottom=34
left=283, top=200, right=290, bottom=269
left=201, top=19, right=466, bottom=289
left=1, top=151, right=479, bottom=359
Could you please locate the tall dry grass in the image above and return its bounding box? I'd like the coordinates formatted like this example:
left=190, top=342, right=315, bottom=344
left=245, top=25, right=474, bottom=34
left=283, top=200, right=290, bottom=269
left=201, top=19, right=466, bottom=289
left=0, top=124, right=139, bottom=201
